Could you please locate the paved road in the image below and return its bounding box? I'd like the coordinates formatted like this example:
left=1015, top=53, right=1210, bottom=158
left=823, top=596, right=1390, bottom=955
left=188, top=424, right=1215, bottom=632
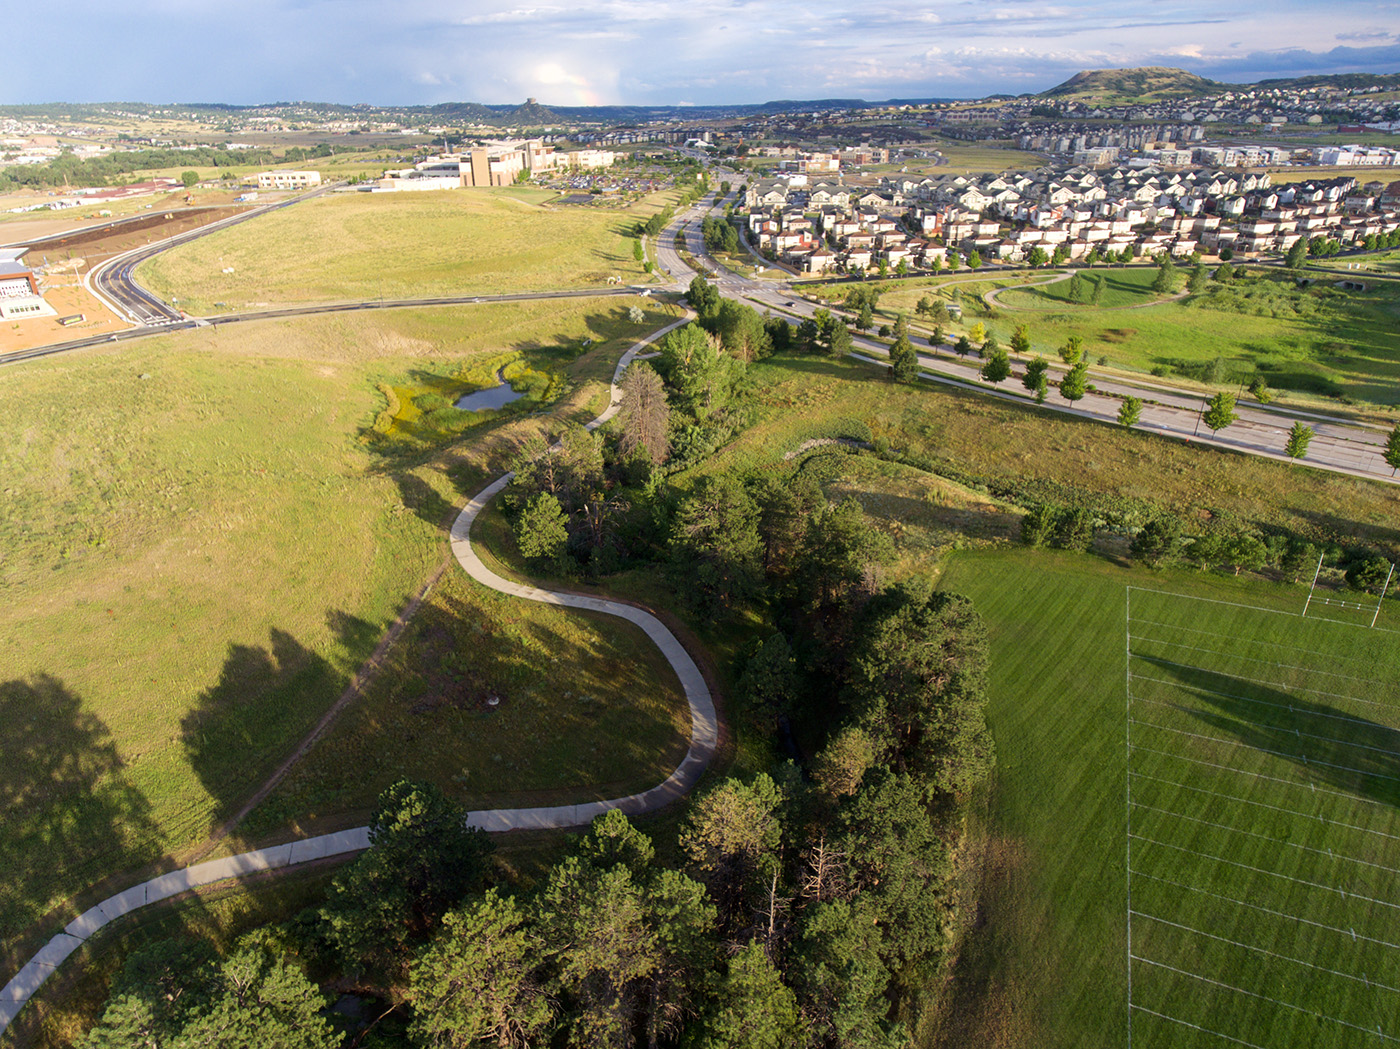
left=84, top=184, right=338, bottom=325
left=0, top=310, right=716, bottom=1036
left=0, top=287, right=648, bottom=369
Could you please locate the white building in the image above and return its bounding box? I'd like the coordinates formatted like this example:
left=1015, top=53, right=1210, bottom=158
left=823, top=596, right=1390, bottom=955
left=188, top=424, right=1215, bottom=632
left=253, top=170, right=323, bottom=190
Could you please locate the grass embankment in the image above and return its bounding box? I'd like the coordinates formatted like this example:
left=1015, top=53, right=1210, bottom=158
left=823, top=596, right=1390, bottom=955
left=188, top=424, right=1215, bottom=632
left=135, top=186, right=671, bottom=315
left=771, top=355, right=1398, bottom=542
left=0, top=295, right=681, bottom=972
left=939, top=265, right=1400, bottom=406
left=933, top=550, right=1400, bottom=1048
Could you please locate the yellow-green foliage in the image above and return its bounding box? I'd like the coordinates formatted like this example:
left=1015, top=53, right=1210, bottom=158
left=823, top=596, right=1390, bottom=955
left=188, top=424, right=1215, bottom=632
left=136, top=187, right=663, bottom=314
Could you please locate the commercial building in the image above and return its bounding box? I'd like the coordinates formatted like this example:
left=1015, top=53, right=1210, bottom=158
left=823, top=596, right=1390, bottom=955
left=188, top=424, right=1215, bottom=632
left=253, top=170, right=323, bottom=190
left=0, top=249, right=57, bottom=321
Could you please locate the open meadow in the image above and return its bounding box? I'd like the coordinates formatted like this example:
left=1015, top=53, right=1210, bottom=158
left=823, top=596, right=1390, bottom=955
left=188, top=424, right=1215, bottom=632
left=935, top=550, right=1400, bottom=1049
left=0, top=293, right=681, bottom=974
left=954, top=265, right=1400, bottom=406
left=135, top=186, right=671, bottom=314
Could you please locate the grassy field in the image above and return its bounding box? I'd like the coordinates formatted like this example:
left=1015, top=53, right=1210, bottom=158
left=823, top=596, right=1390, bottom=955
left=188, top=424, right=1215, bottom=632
left=245, top=562, right=692, bottom=839
left=1263, top=164, right=1400, bottom=184
left=740, top=352, right=1400, bottom=551
left=135, top=186, right=669, bottom=314
left=0, top=295, right=679, bottom=968
left=918, top=142, right=1052, bottom=177
left=932, top=549, right=1400, bottom=1048
left=979, top=267, right=1400, bottom=405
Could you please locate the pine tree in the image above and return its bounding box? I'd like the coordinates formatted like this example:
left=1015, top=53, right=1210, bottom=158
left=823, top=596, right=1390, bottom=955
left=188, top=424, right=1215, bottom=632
left=1022, top=356, right=1049, bottom=394
left=1284, top=421, right=1313, bottom=462
left=1117, top=396, right=1143, bottom=427
left=889, top=327, right=920, bottom=384
left=1385, top=424, right=1400, bottom=475
left=980, top=348, right=1011, bottom=384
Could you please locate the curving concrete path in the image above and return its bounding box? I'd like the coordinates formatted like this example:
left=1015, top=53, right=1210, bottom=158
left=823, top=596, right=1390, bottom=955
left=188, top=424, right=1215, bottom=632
left=0, top=315, right=715, bottom=1035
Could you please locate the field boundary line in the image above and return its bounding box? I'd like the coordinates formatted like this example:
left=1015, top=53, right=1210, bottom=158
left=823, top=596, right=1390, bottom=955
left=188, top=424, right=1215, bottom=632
left=1130, top=662, right=1400, bottom=717
left=1128, top=616, right=1388, bottom=664
left=1131, top=955, right=1399, bottom=1043
left=1126, top=586, right=1400, bottom=636
left=1125, top=584, right=1134, bottom=1049
left=1129, top=685, right=1400, bottom=752
left=1129, top=833, right=1400, bottom=912
left=1129, top=1003, right=1280, bottom=1049
left=1128, top=632, right=1397, bottom=689
left=1132, top=910, right=1400, bottom=996
left=1129, top=771, right=1400, bottom=842
left=1130, top=801, right=1400, bottom=877
left=1133, top=868, right=1400, bottom=949
left=1131, top=743, right=1398, bottom=810
left=1128, top=716, right=1400, bottom=786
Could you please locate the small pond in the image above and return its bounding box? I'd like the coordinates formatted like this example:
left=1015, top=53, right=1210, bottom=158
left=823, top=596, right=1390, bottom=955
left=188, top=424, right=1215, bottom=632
left=454, top=368, right=524, bottom=411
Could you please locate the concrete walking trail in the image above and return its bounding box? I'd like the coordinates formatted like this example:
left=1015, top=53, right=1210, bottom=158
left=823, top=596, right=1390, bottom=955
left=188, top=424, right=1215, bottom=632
left=0, top=317, right=716, bottom=1035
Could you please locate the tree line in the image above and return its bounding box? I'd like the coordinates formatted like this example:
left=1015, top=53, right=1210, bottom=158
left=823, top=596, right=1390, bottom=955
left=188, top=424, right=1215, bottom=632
left=0, top=143, right=360, bottom=191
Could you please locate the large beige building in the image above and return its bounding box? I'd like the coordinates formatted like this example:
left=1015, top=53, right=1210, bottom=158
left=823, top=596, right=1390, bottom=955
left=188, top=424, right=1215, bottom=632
left=411, top=141, right=617, bottom=188
left=253, top=170, right=323, bottom=190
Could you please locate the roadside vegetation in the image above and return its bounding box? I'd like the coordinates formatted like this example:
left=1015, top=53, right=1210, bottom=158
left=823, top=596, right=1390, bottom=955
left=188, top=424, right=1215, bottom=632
left=842, top=262, right=1400, bottom=408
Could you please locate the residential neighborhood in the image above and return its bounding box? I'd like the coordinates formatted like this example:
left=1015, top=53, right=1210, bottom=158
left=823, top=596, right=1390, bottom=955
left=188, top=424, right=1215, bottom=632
left=745, top=161, right=1400, bottom=274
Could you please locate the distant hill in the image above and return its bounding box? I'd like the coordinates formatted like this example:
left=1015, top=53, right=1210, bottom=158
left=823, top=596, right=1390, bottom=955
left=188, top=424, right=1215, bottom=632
left=1254, top=72, right=1400, bottom=92
left=502, top=99, right=561, bottom=125
left=1041, top=67, right=1237, bottom=103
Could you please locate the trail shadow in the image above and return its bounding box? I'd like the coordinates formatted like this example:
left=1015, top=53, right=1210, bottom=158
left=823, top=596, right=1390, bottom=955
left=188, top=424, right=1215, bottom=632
left=180, top=618, right=372, bottom=828
left=1139, top=654, right=1400, bottom=808
left=0, top=676, right=159, bottom=949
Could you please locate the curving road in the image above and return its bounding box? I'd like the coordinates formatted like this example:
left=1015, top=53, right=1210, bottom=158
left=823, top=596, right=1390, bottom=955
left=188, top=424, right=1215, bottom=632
left=0, top=316, right=716, bottom=1036
left=84, top=184, right=338, bottom=325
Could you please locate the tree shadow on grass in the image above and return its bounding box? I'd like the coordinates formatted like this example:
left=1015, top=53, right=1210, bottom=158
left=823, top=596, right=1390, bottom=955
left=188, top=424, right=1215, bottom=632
left=1138, top=653, right=1400, bottom=809
left=0, top=676, right=159, bottom=953
left=180, top=616, right=374, bottom=831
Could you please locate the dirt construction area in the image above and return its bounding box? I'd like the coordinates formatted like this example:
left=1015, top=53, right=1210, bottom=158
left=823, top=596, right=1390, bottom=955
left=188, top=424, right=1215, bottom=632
left=0, top=206, right=252, bottom=354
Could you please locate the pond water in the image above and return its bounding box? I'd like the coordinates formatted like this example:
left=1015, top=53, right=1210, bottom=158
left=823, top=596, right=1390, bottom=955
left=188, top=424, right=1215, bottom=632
left=454, top=368, right=524, bottom=411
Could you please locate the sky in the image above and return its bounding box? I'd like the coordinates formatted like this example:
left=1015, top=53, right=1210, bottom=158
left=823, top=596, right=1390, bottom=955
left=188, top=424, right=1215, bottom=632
left=5, top=0, right=1400, bottom=108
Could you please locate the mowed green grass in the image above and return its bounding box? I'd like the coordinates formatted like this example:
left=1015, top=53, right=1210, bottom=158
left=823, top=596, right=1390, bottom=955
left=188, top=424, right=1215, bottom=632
left=136, top=186, right=667, bottom=314
left=0, top=296, right=679, bottom=964
left=984, top=269, right=1400, bottom=405
left=935, top=549, right=1400, bottom=1048
left=1124, top=586, right=1400, bottom=1049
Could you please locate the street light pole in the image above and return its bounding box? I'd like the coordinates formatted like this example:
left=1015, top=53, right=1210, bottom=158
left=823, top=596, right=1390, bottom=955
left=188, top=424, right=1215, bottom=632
left=1192, top=393, right=1209, bottom=437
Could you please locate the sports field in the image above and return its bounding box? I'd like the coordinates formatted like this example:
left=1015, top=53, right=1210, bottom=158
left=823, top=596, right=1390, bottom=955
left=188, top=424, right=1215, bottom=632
left=1126, top=586, right=1400, bottom=1049
left=934, top=550, right=1400, bottom=1048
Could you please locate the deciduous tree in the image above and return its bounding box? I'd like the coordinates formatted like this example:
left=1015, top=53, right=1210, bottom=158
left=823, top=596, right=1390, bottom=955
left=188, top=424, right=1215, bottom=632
left=1059, top=360, right=1089, bottom=404
left=1202, top=391, right=1238, bottom=434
